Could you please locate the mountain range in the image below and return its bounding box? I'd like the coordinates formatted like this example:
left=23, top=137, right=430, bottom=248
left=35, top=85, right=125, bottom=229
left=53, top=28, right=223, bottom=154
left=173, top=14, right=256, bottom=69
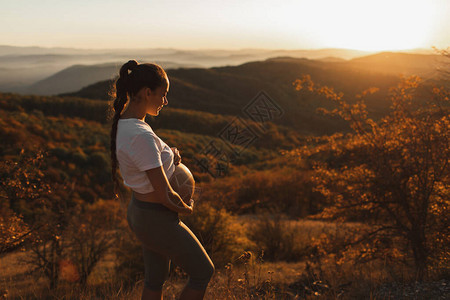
left=1, top=47, right=444, bottom=97
left=62, top=52, right=446, bottom=136
left=0, top=46, right=382, bottom=93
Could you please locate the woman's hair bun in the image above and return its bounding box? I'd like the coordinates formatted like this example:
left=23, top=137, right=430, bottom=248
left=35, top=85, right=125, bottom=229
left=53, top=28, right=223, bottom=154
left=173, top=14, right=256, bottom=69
left=119, top=60, right=138, bottom=78
left=126, top=60, right=138, bottom=71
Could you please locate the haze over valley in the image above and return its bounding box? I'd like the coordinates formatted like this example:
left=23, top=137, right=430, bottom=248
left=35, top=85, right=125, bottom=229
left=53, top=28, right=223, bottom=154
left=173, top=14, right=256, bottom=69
left=0, top=45, right=440, bottom=95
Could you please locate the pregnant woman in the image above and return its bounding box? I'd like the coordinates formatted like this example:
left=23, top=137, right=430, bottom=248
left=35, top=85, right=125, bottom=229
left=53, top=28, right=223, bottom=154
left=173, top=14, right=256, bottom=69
left=109, top=60, right=214, bottom=300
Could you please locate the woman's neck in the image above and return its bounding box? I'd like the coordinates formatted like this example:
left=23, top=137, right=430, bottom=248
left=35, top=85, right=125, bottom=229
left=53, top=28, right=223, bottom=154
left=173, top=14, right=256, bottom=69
left=120, top=103, right=146, bottom=121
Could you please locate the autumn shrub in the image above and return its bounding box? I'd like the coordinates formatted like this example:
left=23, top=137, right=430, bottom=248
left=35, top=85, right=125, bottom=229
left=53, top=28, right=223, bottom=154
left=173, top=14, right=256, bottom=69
left=71, top=150, right=88, bottom=166
left=0, top=127, right=27, bottom=147
left=64, top=199, right=122, bottom=286
left=247, top=213, right=307, bottom=261
left=75, top=186, right=97, bottom=203
left=49, top=147, right=70, bottom=160
left=0, top=205, right=29, bottom=253
left=88, top=151, right=109, bottom=170
left=290, top=74, right=449, bottom=280
left=112, top=226, right=144, bottom=288
left=182, top=201, right=253, bottom=268
left=198, top=165, right=326, bottom=217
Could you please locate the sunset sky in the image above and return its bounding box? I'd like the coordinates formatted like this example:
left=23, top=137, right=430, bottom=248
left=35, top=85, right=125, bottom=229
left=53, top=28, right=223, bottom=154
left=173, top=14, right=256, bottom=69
left=1, top=0, right=449, bottom=51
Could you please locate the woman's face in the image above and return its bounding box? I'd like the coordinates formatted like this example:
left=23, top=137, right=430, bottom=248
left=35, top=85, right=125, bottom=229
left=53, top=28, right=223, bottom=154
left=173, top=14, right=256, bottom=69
left=146, top=78, right=169, bottom=116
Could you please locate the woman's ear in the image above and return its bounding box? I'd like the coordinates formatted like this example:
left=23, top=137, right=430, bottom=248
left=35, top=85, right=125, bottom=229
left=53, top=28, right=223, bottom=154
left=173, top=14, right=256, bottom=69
left=146, top=87, right=154, bottom=96
left=134, top=87, right=149, bottom=102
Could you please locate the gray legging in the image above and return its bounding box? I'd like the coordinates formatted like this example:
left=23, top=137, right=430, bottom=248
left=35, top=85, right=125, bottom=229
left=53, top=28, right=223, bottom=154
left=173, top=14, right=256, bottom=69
left=127, top=194, right=215, bottom=291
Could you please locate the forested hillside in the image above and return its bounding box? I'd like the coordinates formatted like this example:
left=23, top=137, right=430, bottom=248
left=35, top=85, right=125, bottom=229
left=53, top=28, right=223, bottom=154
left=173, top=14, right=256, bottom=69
left=0, top=92, right=304, bottom=201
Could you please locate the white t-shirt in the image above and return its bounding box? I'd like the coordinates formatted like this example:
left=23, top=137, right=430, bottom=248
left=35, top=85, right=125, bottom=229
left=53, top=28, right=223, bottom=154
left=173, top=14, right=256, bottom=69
left=116, top=118, right=175, bottom=193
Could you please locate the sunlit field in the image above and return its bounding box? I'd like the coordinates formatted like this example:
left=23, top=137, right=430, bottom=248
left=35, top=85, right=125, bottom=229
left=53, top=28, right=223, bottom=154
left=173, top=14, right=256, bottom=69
left=0, top=217, right=425, bottom=299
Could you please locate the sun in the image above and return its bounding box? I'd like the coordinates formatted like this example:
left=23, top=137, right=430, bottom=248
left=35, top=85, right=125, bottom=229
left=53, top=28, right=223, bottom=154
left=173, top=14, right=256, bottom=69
left=293, top=0, right=436, bottom=51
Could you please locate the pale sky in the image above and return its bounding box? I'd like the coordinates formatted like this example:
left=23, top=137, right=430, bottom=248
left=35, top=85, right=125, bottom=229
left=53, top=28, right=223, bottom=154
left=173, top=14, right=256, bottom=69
left=1, top=0, right=449, bottom=51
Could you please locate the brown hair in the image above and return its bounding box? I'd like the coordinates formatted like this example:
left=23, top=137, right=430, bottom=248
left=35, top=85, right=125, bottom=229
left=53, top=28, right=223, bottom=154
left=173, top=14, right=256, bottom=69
left=110, top=60, right=168, bottom=198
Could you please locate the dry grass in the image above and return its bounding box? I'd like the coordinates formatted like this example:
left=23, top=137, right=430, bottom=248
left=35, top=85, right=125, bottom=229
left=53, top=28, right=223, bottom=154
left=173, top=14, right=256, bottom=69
left=0, top=217, right=430, bottom=299
left=0, top=251, right=304, bottom=300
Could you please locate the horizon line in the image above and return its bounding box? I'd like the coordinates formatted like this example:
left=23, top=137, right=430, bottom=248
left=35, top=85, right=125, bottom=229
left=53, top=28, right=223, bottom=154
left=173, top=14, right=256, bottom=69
left=0, top=44, right=441, bottom=53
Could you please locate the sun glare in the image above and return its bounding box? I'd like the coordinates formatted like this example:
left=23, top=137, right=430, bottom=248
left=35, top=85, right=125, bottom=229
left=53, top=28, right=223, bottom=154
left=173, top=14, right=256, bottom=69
left=294, top=0, right=436, bottom=51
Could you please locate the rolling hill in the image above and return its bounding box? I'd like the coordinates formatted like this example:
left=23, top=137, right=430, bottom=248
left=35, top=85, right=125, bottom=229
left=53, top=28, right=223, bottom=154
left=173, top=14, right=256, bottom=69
left=346, top=52, right=447, bottom=79
left=24, top=61, right=200, bottom=95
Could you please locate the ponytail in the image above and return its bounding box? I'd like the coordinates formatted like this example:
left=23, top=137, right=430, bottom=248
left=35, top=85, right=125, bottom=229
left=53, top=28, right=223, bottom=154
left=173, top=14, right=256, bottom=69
left=110, top=60, right=138, bottom=199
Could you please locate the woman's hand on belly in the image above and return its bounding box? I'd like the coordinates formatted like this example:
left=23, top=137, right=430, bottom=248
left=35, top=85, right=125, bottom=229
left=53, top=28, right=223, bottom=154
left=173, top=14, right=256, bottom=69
left=171, top=147, right=181, bottom=165
left=141, top=165, right=193, bottom=215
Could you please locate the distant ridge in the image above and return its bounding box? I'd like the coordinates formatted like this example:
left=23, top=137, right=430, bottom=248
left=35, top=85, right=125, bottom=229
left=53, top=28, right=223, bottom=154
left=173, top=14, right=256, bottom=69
left=26, top=63, right=119, bottom=96
left=0, top=46, right=376, bottom=92
left=317, top=57, right=346, bottom=63
left=1, top=47, right=442, bottom=99
left=348, top=52, right=446, bottom=78
left=25, top=61, right=199, bottom=95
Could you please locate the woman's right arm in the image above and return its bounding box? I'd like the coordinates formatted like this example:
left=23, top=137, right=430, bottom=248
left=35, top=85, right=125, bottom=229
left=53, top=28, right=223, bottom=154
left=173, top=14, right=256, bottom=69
left=145, top=166, right=193, bottom=215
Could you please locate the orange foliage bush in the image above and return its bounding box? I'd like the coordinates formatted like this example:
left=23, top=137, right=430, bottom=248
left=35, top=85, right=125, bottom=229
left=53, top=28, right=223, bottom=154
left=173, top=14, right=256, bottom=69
left=198, top=166, right=326, bottom=217
left=289, top=75, right=449, bottom=280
